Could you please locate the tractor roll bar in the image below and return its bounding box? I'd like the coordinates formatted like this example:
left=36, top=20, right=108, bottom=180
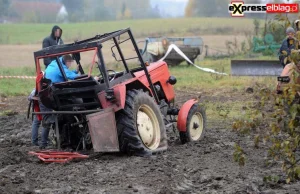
left=127, top=30, right=159, bottom=102
left=55, top=57, right=68, bottom=82
left=113, top=37, right=129, bottom=73
left=96, top=44, right=110, bottom=89
left=33, top=28, right=159, bottom=103
left=74, top=30, right=121, bottom=45
left=34, top=29, right=130, bottom=58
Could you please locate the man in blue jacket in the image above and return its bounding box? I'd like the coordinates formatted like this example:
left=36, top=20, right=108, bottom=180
left=45, top=54, right=79, bottom=83
left=41, top=55, right=80, bottom=149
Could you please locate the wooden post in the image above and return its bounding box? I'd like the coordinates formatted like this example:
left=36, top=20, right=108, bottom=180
left=205, top=45, right=208, bottom=57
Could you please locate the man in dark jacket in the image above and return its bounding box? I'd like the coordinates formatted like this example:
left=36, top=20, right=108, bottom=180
left=279, top=27, right=298, bottom=68
left=42, top=25, right=64, bottom=67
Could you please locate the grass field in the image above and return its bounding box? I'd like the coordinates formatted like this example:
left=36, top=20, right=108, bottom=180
left=0, top=17, right=273, bottom=96
left=0, top=17, right=258, bottom=44
left=0, top=35, right=248, bottom=67
left=0, top=58, right=275, bottom=96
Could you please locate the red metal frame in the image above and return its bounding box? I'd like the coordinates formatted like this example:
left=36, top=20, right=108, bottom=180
left=177, top=99, right=198, bottom=132
left=35, top=47, right=97, bottom=89
left=28, top=151, right=89, bottom=163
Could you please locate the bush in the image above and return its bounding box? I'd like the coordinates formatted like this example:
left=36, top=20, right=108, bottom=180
left=233, top=72, right=300, bottom=182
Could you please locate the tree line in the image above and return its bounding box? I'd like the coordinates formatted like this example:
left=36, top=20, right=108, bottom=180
left=63, top=0, right=159, bottom=22
left=185, top=0, right=285, bottom=18
left=0, top=0, right=288, bottom=23
left=0, top=0, right=159, bottom=23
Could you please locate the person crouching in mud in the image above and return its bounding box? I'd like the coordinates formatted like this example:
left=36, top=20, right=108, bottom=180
left=277, top=49, right=300, bottom=94
left=28, top=89, right=55, bottom=149
left=279, top=27, right=298, bottom=68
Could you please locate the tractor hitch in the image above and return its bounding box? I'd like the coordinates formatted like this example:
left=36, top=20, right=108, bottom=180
left=29, top=150, right=89, bottom=163
left=105, top=88, right=116, bottom=101
left=167, top=108, right=179, bottom=115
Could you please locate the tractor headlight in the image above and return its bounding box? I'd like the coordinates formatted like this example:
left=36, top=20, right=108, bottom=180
left=167, top=76, right=177, bottom=85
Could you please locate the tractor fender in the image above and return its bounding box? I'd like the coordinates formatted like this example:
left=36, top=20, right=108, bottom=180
left=177, top=99, right=198, bottom=132
left=98, top=81, right=152, bottom=112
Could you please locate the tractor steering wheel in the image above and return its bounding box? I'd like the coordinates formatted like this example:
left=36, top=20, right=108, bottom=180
left=97, top=70, right=117, bottom=82
left=107, top=69, right=117, bottom=81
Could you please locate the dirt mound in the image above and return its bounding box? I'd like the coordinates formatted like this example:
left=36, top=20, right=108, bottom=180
left=0, top=93, right=299, bottom=193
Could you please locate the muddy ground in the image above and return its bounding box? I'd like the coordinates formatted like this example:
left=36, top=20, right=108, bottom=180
left=0, top=90, right=299, bottom=194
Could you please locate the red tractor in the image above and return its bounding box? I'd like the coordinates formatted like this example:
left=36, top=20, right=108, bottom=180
left=31, top=28, right=206, bottom=156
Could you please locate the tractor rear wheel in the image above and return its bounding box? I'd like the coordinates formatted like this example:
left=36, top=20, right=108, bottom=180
left=180, top=104, right=206, bottom=144
left=116, top=89, right=167, bottom=156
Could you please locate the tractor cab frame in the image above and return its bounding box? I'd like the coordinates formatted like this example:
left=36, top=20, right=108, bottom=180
left=34, top=28, right=160, bottom=111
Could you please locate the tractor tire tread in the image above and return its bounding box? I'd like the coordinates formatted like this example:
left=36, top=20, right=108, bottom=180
left=116, top=89, right=167, bottom=156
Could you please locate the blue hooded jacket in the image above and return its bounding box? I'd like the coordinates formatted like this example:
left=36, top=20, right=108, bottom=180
left=45, top=57, right=79, bottom=83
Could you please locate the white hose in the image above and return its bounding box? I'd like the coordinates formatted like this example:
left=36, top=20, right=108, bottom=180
left=158, top=44, right=228, bottom=75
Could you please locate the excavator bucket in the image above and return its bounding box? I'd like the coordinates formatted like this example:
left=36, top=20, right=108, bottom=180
left=231, top=60, right=282, bottom=76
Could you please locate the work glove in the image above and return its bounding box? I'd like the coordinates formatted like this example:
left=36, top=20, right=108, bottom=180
left=282, top=50, right=288, bottom=56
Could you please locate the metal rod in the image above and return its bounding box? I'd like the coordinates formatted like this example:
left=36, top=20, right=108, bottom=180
left=127, top=29, right=159, bottom=103
left=74, top=30, right=121, bottom=44
left=112, top=37, right=131, bottom=46
left=32, top=109, right=102, bottom=115
left=115, top=56, right=139, bottom=62
left=34, top=29, right=130, bottom=59
left=141, top=39, right=149, bottom=55
left=76, top=138, right=83, bottom=152
left=82, top=136, right=86, bottom=150
left=97, top=45, right=110, bottom=89
left=56, top=57, right=68, bottom=81
left=113, top=37, right=129, bottom=73
left=70, top=121, right=86, bottom=127
left=55, top=116, right=61, bottom=150
left=27, top=101, right=32, bottom=119
left=36, top=45, right=97, bottom=59
left=73, top=54, right=84, bottom=74
left=93, top=29, right=129, bottom=45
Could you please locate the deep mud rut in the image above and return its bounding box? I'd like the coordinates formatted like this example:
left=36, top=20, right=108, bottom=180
left=0, top=90, right=299, bottom=194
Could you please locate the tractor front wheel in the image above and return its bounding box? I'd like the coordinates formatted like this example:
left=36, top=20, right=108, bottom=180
left=116, top=90, right=167, bottom=156
left=180, top=104, right=206, bottom=144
